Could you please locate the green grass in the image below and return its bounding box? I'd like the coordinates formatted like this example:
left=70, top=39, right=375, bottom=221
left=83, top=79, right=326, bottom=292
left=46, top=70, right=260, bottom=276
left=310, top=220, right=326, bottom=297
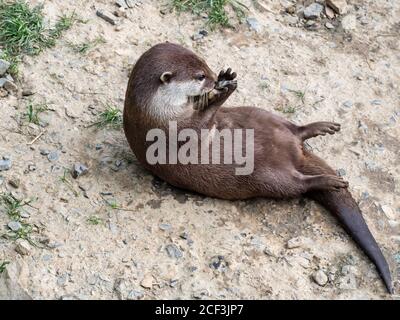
left=0, top=193, right=37, bottom=245
left=171, top=0, right=248, bottom=28
left=274, top=105, right=296, bottom=114
left=24, top=102, right=48, bottom=125
left=105, top=199, right=119, bottom=210
left=288, top=89, right=306, bottom=104
left=0, top=1, right=77, bottom=75
left=90, top=106, right=122, bottom=129
left=87, top=215, right=103, bottom=225
left=68, top=36, right=106, bottom=55
left=0, top=193, right=32, bottom=221
left=0, top=261, right=10, bottom=273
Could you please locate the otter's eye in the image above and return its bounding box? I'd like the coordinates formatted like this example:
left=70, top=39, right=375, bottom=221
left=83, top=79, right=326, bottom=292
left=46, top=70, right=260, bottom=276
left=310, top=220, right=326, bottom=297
left=196, top=74, right=206, bottom=81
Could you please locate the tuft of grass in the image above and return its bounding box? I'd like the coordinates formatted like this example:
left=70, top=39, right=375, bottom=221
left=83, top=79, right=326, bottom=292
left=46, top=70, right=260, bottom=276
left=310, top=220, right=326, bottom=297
left=23, top=102, right=48, bottom=125
left=0, top=193, right=32, bottom=221
left=0, top=1, right=77, bottom=76
left=0, top=261, right=10, bottom=273
left=171, top=0, right=248, bottom=28
left=288, top=89, right=306, bottom=104
left=68, top=36, right=106, bottom=55
left=87, top=215, right=103, bottom=225
left=0, top=193, right=37, bottom=246
left=274, top=105, right=296, bottom=114
left=105, top=199, right=120, bottom=210
left=90, top=106, right=122, bottom=129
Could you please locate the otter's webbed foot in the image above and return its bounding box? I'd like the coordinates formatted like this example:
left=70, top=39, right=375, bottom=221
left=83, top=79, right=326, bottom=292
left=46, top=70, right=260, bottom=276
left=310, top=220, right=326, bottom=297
left=298, top=121, right=341, bottom=141
left=304, top=174, right=349, bottom=191
left=216, top=68, right=237, bottom=91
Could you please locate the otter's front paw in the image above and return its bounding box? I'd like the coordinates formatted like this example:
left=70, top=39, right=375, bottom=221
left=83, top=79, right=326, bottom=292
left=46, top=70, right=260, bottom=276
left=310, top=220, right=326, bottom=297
left=218, top=68, right=237, bottom=82
left=216, top=68, right=237, bottom=92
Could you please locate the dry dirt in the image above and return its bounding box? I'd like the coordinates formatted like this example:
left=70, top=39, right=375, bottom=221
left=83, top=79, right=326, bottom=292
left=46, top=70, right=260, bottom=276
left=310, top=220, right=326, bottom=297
left=0, top=0, right=399, bottom=300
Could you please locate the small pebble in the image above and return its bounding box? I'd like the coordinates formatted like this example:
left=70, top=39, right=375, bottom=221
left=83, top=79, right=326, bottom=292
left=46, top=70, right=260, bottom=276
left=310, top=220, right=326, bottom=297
left=96, top=10, right=118, bottom=25
left=159, top=223, right=172, bottom=231
left=303, top=3, right=324, bottom=20
left=15, top=239, right=32, bottom=255
left=325, top=22, right=334, bottom=29
left=370, top=99, right=382, bottom=105
left=165, top=244, right=183, bottom=259
left=8, top=177, right=20, bottom=189
left=246, top=17, right=262, bottom=33
left=0, top=58, right=10, bottom=76
left=8, top=221, right=22, bottom=231
left=312, top=269, right=328, bottom=286
left=337, top=168, right=346, bottom=176
left=342, top=100, right=353, bottom=108
left=140, top=274, right=154, bottom=289
left=0, top=158, right=12, bottom=171
left=72, top=163, right=89, bottom=179
left=127, top=290, right=144, bottom=300
left=47, top=151, right=59, bottom=162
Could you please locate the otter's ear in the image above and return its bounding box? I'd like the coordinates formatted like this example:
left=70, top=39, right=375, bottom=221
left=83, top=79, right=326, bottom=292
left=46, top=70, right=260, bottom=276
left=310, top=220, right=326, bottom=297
left=160, top=72, right=173, bottom=84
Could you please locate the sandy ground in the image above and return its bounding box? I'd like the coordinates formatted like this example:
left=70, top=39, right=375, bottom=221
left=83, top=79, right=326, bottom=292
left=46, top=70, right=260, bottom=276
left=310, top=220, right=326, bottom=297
left=0, top=0, right=399, bottom=300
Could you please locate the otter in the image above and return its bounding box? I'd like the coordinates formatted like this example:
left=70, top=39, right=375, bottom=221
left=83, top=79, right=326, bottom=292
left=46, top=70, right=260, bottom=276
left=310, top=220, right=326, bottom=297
left=123, top=42, right=393, bottom=293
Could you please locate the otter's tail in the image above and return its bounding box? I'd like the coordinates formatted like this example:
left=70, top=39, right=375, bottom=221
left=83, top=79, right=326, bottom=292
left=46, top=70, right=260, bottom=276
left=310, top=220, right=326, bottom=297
left=300, top=150, right=393, bottom=294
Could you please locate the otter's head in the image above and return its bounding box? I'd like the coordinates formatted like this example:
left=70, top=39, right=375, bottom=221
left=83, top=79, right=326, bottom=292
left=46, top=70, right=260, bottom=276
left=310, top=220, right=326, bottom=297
left=130, top=43, right=217, bottom=122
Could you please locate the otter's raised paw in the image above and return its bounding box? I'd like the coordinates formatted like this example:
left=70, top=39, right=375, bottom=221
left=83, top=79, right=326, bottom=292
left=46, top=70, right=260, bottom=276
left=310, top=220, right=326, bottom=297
left=218, top=68, right=237, bottom=82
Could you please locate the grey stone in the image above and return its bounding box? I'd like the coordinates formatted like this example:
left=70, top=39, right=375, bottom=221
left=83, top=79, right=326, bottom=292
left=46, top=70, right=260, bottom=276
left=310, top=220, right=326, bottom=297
left=337, top=168, right=346, bottom=176
left=0, top=158, right=12, bottom=171
left=8, top=221, right=22, bottom=232
left=72, top=163, right=89, bottom=179
left=209, top=255, right=227, bottom=271
left=191, top=33, right=204, bottom=41
left=165, top=244, right=183, bottom=259
left=370, top=99, right=382, bottom=105
left=57, top=273, right=68, bottom=286
left=47, top=151, right=59, bottom=162
left=339, top=274, right=357, bottom=290
left=303, top=3, right=324, bottom=20
left=115, top=0, right=128, bottom=9
left=246, top=17, right=263, bottom=33
left=341, top=14, right=356, bottom=31
left=312, top=269, right=328, bottom=286
left=325, top=22, right=334, bottom=29
left=40, top=149, right=50, bottom=156
left=342, top=100, right=353, bottom=108
left=0, top=261, right=32, bottom=300
left=127, top=289, right=144, bottom=300
left=0, top=59, right=10, bottom=76
left=159, top=223, right=172, bottom=231
left=125, top=0, right=142, bottom=8
left=96, top=10, right=118, bottom=25
left=0, top=78, right=7, bottom=87
left=305, top=20, right=317, bottom=28
left=3, top=79, right=17, bottom=92
left=285, top=15, right=299, bottom=25
left=326, top=0, right=348, bottom=15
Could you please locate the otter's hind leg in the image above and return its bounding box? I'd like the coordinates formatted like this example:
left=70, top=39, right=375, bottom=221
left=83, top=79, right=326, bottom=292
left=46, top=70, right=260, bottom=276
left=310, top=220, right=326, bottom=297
left=293, top=171, right=348, bottom=191
left=297, top=122, right=341, bottom=141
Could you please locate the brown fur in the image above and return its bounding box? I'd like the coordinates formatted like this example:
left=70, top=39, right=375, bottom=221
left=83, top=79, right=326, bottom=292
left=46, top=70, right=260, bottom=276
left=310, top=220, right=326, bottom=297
left=123, top=42, right=393, bottom=293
